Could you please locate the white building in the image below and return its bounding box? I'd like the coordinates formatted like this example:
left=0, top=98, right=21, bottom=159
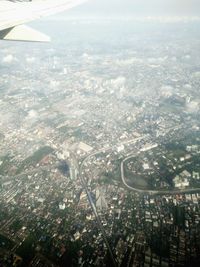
left=173, top=170, right=191, bottom=189
left=96, top=188, right=108, bottom=210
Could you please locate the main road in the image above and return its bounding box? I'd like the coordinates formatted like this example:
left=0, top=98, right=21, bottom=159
left=121, top=154, right=200, bottom=195
left=76, top=136, right=148, bottom=267
left=78, top=150, right=123, bottom=267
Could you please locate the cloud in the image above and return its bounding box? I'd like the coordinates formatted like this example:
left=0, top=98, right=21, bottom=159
left=111, top=76, right=126, bottom=88
left=26, top=56, right=36, bottom=63
left=2, top=54, right=16, bottom=64
left=27, top=110, right=38, bottom=118
left=186, top=101, right=199, bottom=113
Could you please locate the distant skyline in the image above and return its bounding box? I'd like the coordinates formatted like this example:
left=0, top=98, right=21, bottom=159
left=60, top=0, right=200, bottom=18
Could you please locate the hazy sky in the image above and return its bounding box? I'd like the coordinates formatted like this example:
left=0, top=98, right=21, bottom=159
left=64, top=0, right=200, bottom=17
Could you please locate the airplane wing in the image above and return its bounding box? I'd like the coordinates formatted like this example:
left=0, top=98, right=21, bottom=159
left=0, top=0, right=89, bottom=42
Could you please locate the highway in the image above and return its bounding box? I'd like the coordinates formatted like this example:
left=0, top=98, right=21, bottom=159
left=78, top=153, right=118, bottom=267
left=76, top=136, right=147, bottom=267
left=121, top=154, right=200, bottom=196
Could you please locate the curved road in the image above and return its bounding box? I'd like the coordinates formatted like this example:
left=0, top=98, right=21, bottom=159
left=121, top=154, right=200, bottom=196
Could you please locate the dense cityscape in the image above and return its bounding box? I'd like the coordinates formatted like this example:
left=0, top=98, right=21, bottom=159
left=0, top=17, right=200, bottom=266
